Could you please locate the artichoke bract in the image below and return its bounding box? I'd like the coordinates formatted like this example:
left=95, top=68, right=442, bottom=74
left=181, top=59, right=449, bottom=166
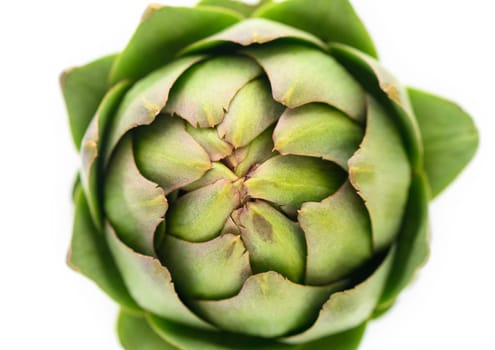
left=61, top=1, right=478, bottom=349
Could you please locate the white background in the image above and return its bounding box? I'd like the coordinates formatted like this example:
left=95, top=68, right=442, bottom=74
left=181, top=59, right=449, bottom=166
left=0, top=0, right=494, bottom=349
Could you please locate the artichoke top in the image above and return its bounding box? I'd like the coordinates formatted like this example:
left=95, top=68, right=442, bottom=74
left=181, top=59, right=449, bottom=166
left=61, top=1, right=478, bottom=349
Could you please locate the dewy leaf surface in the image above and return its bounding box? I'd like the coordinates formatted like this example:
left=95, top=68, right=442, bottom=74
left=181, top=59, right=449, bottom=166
left=244, top=43, right=366, bottom=121
left=110, top=6, right=241, bottom=83
left=255, top=0, right=377, bottom=57
left=348, top=96, right=411, bottom=252
left=68, top=186, right=139, bottom=311
left=61, top=54, right=116, bottom=149
left=408, top=88, right=478, bottom=198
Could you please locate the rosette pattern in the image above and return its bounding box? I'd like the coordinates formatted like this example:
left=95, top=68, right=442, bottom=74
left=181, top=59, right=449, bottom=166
left=61, top=1, right=478, bottom=349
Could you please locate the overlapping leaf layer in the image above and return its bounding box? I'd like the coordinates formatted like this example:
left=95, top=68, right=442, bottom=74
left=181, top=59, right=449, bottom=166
left=62, top=1, right=478, bottom=349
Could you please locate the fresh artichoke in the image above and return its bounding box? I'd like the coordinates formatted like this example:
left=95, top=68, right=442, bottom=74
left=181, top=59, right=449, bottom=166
left=61, top=0, right=478, bottom=349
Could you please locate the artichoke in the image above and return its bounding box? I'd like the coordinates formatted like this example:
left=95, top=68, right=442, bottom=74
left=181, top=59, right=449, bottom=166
left=61, top=0, right=478, bottom=349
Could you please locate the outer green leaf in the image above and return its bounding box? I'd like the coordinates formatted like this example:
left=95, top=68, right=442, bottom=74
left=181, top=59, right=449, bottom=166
left=408, top=88, right=478, bottom=198
left=296, top=324, right=366, bottom=350
left=148, top=314, right=366, bottom=350
left=181, top=17, right=325, bottom=55
left=105, top=224, right=213, bottom=329
left=284, top=250, right=393, bottom=343
left=244, top=43, right=366, bottom=122
left=68, top=186, right=139, bottom=311
left=80, top=81, right=131, bottom=230
left=348, top=96, right=411, bottom=252
left=198, top=0, right=272, bottom=18
left=60, top=54, right=116, bottom=149
left=378, top=173, right=430, bottom=308
left=330, top=43, right=424, bottom=170
left=118, top=311, right=178, bottom=350
left=110, top=7, right=241, bottom=83
left=194, top=271, right=345, bottom=338
left=148, top=314, right=291, bottom=350
left=104, top=136, right=167, bottom=256
left=255, top=0, right=377, bottom=57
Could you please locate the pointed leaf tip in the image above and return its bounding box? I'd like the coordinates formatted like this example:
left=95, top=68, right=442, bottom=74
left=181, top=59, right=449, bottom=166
left=408, top=88, right=478, bottom=198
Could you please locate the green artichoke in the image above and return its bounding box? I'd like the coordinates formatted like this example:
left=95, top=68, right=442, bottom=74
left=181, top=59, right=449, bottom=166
left=61, top=0, right=478, bottom=349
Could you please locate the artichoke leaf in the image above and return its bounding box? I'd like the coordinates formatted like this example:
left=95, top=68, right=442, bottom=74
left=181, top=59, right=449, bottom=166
left=244, top=43, right=366, bottom=122
left=186, top=124, right=233, bottom=161
left=60, top=54, right=116, bottom=149
left=408, top=88, right=478, bottom=198
left=164, top=55, right=262, bottom=128
left=282, top=249, right=394, bottom=344
left=299, top=182, right=373, bottom=285
left=228, top=125, right=276, bottom=177
left=147, top=313, right=292, bottom=350
left=244, top=155, right=346, bottom=208
left=197, top=0, right=273, bottom=18
left=110, top=6, right=241, bottom=83
left=105, top=224, right=213, bottom=329
left=68, top=186, right=139, bottom=312
left=217, top=77, right=284, bottom=148
left=104, top=136, right=167, bottom=257
left=134, top=117, right=212, bottom=194
left=348, top=96, right=411, bottom=252
left=330, top=43, right=424, bottom=170
left=182, top=162, right=238, bottom=192
left=273, top=103, right=363, bottom=170
left=117, top=311, right=178, bottom=350
left=193, top=271, right=346, bottom=338
left=378, top=173, right=430, bottom=308
left=254, top=0, right=377, bottom=57
left=104, top=56, right=204, bottom=165
left=167, top=179, right=241, bottom=242
left=81, top=81, right=131, bottom=228
left=181, top=17, right=325, bottom=55
left=159, top=234, right=251, bottom=300
left=233, top=201, right=307, bottom=283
